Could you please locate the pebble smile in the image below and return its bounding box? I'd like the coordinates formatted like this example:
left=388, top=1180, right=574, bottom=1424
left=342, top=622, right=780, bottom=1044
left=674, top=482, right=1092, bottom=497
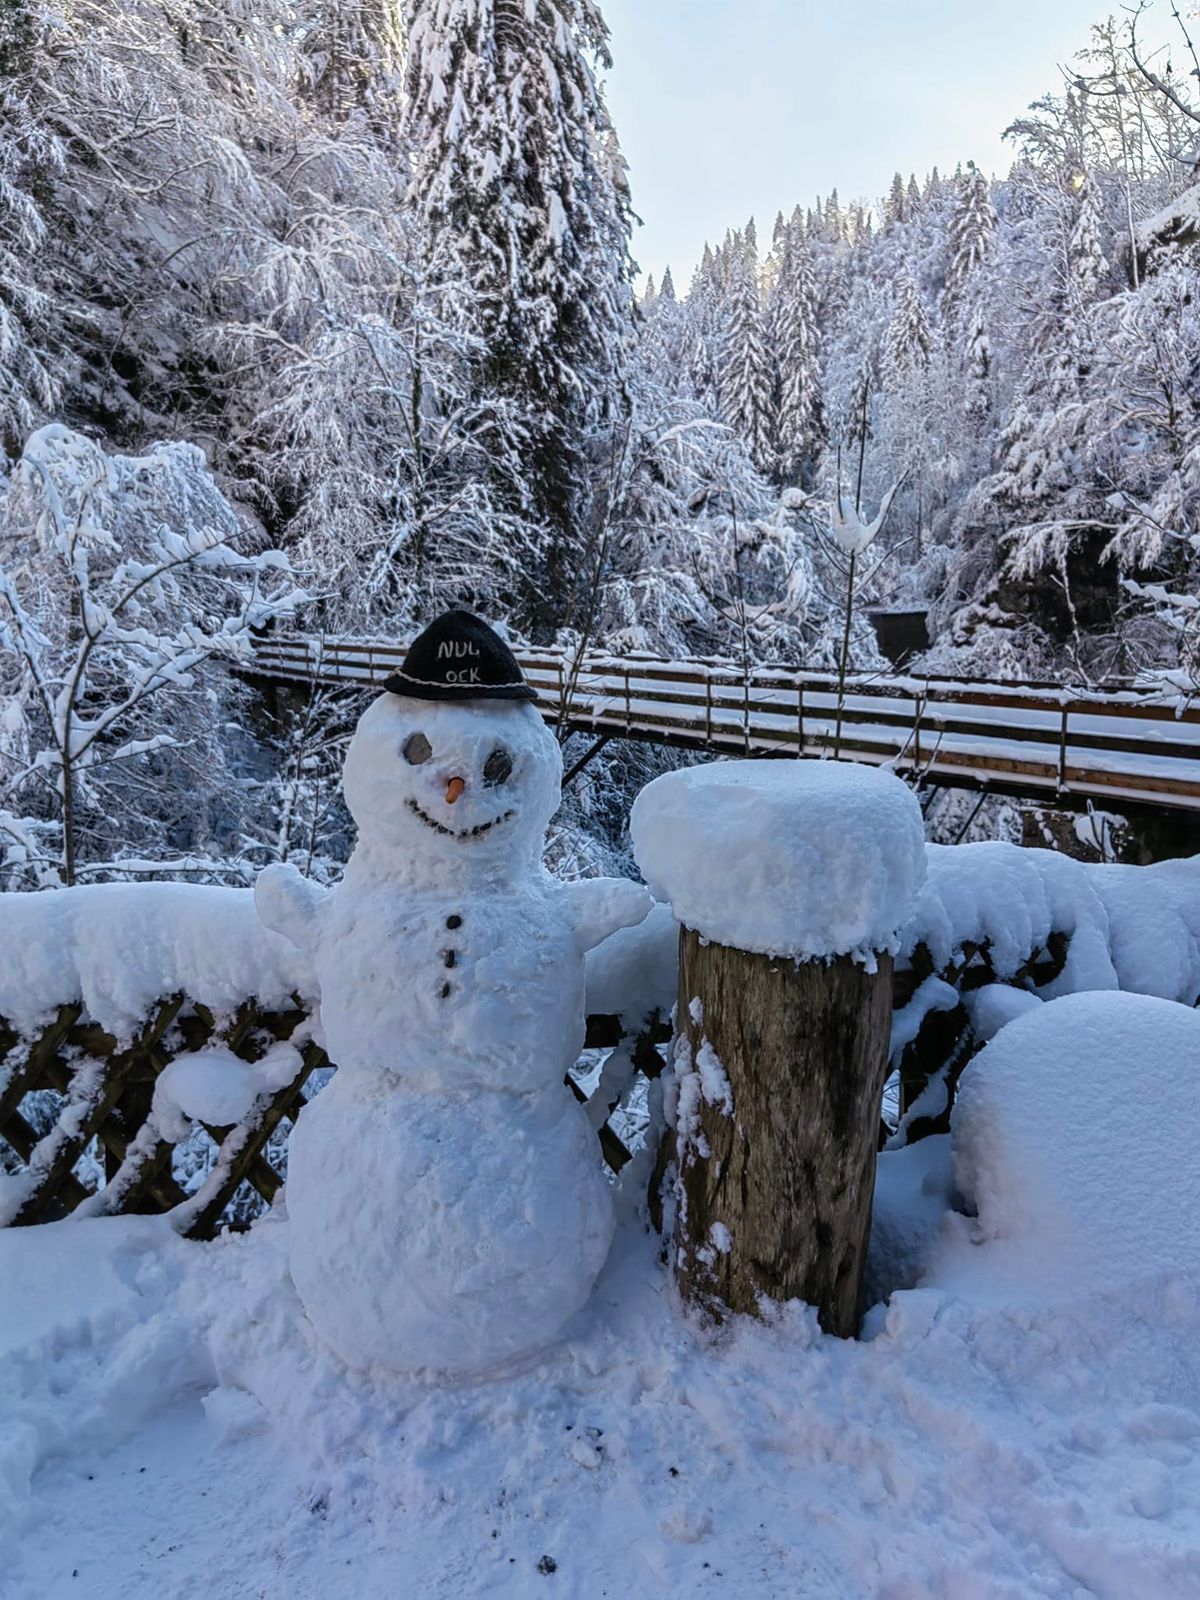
left=406, top=796, right=516, bottom=839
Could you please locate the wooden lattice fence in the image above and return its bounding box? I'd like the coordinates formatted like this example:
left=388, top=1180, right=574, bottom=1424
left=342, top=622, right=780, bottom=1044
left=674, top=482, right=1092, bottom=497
left=0, top=998, right=670, bottom=1238
left=889, top=932, right=1071, bottom=1144
left=4, top=846, right=1192, bottom=1235
left=0, top=997, right=327, bottom=1237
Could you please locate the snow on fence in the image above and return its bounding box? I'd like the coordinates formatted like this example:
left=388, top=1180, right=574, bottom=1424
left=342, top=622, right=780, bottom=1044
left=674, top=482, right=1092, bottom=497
left=891, top=844, right=1200, bottom=1143
left=248, top=634, right=1200, bottom=815
left=0, top=885, right=671, bottom=1235
left=0, top=846, right=1196, bottom=1234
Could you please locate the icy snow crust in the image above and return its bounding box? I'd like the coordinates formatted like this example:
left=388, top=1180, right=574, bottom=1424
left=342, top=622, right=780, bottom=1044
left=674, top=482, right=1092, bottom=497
left=900, top=844, right=1200, bottom=1005
left=903, top=840, right=1119, bottom=994
left=630, top=759, right=926, bottom=960
left=0, top=878, right=663, bottom=1036
left=586, top=843, right=1200, bottom=1019
left=2, top=843, right=1194, bottom=1065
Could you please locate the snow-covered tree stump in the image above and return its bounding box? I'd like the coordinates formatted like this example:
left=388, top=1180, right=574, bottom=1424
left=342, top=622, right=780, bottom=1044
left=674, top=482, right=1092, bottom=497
left=632, top=760, right=927, bottom=1336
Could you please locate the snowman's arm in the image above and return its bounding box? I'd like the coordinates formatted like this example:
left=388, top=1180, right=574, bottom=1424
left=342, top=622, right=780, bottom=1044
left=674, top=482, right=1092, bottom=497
left=560, top=877, right=653, bottom=955
left=254, top=862, right=329, bottom=954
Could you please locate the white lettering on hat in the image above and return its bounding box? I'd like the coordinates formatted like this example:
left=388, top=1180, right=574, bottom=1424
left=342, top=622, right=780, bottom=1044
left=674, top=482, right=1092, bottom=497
left=437, top=641, right=481, bottom=660
left=445, top=667, right=481, bottom=684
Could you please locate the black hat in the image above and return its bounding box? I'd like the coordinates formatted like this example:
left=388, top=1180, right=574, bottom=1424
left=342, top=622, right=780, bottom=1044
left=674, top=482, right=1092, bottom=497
left=382, top=609, right=537, bottom=703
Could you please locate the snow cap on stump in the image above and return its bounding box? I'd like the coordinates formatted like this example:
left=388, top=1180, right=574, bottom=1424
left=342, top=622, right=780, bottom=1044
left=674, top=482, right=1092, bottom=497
left=382, top=609, right=536, bottom=703
left=630, top=759, right=926, bottom=962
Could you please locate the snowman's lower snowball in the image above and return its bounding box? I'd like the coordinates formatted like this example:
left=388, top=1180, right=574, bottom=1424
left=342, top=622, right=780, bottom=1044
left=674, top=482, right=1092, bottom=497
left=286, top=1067, right=615, bottom=1376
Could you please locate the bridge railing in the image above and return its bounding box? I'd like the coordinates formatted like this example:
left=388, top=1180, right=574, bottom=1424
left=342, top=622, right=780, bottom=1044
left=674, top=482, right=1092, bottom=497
left=248, top=635, right=1200, bottom=814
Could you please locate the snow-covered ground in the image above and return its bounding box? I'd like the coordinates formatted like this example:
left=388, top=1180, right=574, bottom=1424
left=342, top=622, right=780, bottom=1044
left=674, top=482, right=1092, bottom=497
left=6, top=991, right=1200, bottom=1599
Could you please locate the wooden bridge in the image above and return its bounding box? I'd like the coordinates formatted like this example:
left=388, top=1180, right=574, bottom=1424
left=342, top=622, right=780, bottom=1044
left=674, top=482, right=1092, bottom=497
left=248, top=634, right=1200, bottom=816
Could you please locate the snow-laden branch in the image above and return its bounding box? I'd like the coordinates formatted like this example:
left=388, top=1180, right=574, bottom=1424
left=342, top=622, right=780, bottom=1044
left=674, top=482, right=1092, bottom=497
left=0, top=425, right=300, bottom=887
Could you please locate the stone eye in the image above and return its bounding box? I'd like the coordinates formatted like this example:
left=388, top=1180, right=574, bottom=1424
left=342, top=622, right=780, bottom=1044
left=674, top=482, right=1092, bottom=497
left=403, top=732, right=432, bottom=765
left=483, top=747, right=513, bottom=787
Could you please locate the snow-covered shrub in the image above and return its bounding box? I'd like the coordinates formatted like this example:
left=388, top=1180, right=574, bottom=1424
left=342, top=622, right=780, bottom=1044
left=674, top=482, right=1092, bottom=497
left=0, top=425, right=301, bottom=887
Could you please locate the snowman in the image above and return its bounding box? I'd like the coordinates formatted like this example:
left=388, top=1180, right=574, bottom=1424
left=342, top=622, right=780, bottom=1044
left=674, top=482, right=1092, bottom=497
left=255, top=610, right=651, bottom=1377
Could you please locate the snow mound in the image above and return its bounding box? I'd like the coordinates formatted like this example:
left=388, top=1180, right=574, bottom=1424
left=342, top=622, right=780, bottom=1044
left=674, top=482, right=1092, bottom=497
left=584, top=898, right=678, bottom=1024
left=0, top=884, right=313, bottom=1040
left=150, top=1040, right=305, bottom=1141
left=961, top=982, right=1042, bottom=1043
left=630, top=759, right=926, bottom=960
left=1093, top=855, right=1200, bottom=1007
left=949, top=991, right=1200, bottom=1296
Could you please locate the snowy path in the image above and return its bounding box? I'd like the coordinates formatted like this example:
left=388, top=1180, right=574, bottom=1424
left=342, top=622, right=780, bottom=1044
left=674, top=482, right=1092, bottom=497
left=249, top=637, right=1200, bottom=815
left=7, top=1197, right=1200, bottom=1600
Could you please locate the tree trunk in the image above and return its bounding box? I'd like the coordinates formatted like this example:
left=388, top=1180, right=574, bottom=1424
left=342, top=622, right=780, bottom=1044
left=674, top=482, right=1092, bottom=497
left=670, top=925, right=894, bottom=1338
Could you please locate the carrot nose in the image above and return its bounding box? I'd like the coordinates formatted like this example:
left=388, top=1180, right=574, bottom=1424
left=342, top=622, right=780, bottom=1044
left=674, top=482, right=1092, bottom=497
left=445, top=776, right=466, bottom=805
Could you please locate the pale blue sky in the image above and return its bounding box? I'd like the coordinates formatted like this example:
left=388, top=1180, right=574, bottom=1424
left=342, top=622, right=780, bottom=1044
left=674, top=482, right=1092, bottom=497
left=600, top=0, right=1137, bottom=287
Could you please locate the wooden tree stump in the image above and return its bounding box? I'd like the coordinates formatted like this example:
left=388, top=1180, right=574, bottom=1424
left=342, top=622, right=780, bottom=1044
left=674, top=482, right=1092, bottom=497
left=669, top=927, right=894, bottom=1337
left=632, top=759, right=926, bottom=1338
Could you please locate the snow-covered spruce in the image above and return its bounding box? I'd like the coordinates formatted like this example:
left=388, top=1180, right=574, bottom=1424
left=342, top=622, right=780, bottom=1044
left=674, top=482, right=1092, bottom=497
left=256, top=613, right=650, bottom=1378
left=630, top=758, right=926, bottom=962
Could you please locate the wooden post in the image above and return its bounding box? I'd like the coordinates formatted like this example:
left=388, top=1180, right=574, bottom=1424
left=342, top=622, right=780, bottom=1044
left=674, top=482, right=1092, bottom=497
left=669, top=927, right=894, bottom=1338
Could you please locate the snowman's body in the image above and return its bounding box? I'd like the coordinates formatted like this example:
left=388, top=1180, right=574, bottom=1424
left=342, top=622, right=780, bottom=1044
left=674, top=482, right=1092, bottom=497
left=257, top=690, right=649, bottom=1377
left=284, top=1070, right=613, bottom=1375
left=315, top=864, right=588, bottom=1095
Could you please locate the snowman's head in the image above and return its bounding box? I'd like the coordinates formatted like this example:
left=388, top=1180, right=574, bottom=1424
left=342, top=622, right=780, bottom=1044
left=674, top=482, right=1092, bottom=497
left=342, top=693, right=562, bottom=879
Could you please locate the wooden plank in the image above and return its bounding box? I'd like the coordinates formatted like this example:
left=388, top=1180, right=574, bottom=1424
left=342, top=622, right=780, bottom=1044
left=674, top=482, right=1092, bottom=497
left=6, top=997, right=183, bottom=1227
left=565, top=1071, right=633, bottom=1174
left=0, top=1107, right=92, bottom=1212
left=0, top=1004, right=83, bottom=1131
left=40, top=1052, right=189, bottom=1213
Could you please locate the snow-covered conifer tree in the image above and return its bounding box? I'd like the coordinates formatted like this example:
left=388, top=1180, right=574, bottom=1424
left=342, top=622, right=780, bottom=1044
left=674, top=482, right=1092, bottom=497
left=885, top=172, right=907, bottom=227
left=963, top=303, right=993, bottom=420
left=943, top=162, right=997, bottom=316
left=401, top=0, right=636, bottom=632
left=303, top=0, right=404, bottom=134
left=719, top=226, right=775, bottom=475
left=884, top=266, right=933, bottom=382
left=0, top=0, right=60, bottom=447
left=773, top=230, right=824, bottom=484
left=1068, top=173, right=1111, bottom=305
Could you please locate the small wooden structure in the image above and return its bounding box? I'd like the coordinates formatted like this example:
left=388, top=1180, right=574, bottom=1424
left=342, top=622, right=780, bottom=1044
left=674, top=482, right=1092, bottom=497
left=868, top=608, right=930, bottom=668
